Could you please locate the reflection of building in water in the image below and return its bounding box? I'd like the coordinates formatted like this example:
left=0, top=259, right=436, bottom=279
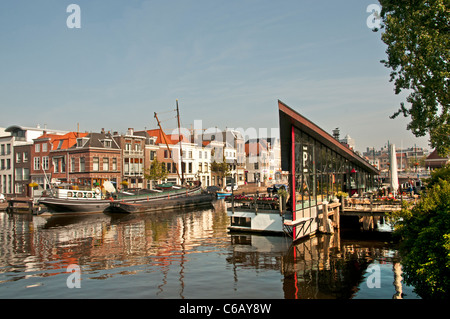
left=226, top=231, right=404, bottom=299
left=0, top=208, right=228, bottom=286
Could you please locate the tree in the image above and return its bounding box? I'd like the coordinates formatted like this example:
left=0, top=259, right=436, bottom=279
left=143, top=158, right=168, bottom=186
left=210, top=155, right=231, bottom=188
left=377, top=0, right=450, bottom=156
left=389, top=173, right=450, bottom=299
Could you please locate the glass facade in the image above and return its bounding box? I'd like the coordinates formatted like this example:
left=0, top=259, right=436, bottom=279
left=293, top=127, right=376, bottom=216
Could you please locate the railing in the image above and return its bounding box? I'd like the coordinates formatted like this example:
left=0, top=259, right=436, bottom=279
left=226, top=192, right=287, bottom=215
left=342, top=195, right=417, bottom=213
left=124, top=150, right=144, bottom=156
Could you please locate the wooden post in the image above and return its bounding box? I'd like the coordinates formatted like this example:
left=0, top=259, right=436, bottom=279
left=322, top=202, right=332, bottom=233
left=333, top=205, right=340, bottom=229
left=231, top=181, right=235, bottom=214
left=254, top=191, right=258, bottom=214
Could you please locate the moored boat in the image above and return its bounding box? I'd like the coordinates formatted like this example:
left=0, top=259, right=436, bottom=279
left=216, top=191, right=232, bottom=199
left=109, top=192, right=214, bottom=214
left=38, top=185, right=202, bottom=214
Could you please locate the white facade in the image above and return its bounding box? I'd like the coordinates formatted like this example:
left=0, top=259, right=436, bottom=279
left=0, top=125, right=67, bottom=195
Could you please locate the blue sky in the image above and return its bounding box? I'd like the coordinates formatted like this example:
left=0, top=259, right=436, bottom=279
left=0, top=0, right=430, bottom=152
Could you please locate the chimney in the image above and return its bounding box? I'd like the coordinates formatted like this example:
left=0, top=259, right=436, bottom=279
left=127, top=128, right=134, bottom=135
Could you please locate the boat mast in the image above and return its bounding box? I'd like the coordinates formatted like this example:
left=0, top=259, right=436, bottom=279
left=176, top=99, right=185, bottom=185
left=154, top=112, right=182, bottom=183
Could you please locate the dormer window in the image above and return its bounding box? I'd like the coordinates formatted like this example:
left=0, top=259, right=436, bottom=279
left=76, top=138, right=88, bottom=148
left=101, top=139, right=112, bottom=148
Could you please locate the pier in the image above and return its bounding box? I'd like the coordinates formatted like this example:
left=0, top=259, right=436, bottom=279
left=5, top=197, right=37, bottom=214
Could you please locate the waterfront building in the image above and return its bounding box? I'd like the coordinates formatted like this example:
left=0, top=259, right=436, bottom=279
left=49, top=132, right=89, bottom=185
left=30, top=132, right=68, bottom=196
left=133, top=130, right=159, bottom=189
left=113, top=128, right=146, bottom=189
left=65, top=132, right=122, bottom=189
left=0, top=125, right=67, bottom=195
left=245, top=137, right=285, bottom=184
left=13, top=144, right=31, bottom=196
left=140, top=129, right=212, bottom=187
left=279, top=100, right=379, bottom=227
left=245, top=139, right=270, bottom=183
left=228, top=101, right=380, bottom=241
left=201, top=128, right=239, bottom=186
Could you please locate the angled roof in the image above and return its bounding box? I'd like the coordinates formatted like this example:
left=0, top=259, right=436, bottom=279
left=245, top=141, right=267, bottom=157
left=278, top=100, right=379, bottom=175
left=144, top=129, right=189, bottom=145
left=68, top=132, right=120, bottom=150
left=51, top=132, right=88, bottom=150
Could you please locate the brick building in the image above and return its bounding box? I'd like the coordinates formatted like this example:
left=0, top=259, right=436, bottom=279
left=66, top=132, right=122, bottom=190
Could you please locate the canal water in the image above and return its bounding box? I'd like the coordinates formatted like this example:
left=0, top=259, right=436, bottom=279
left=0, top=201, right=419, bottom=299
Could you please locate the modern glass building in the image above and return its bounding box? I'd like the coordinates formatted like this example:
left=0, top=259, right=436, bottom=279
left=278, top=100, right=380, bottom=222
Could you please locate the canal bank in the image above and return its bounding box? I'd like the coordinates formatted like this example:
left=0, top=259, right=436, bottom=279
left=0, top=203, right=419, bottom=299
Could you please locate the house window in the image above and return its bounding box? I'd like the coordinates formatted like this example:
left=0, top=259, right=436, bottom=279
left=93, top=157, right=99, bottom=171
left=150, top=151, right=156, bottom=160
left=23, top=168, right=29, bottom=180
left=80, top=157, right=85, bottom=172
left=33, top=157, right=40, bottom=170
left=71, top=157, right=76, bottom=172
left=15, top=168, right=23, bottom=181
left=41, top=156, right=49, bottom=170
left=103, top=140, right=112, bottom=148
left=16, top=152, right=21, bottom=163
left=42, top=143, right=48, bottom=152
left=112, top=158, right=117, bottom=171
left=103, top=158, right=109, bottom=171
left=35, top=144, right=40, bottom=153
left=52, top=158, right=58, bottom=173
left=57, top=140, right=64, bottom=149
left=188, top=162, right=192, bottom=173
left=23, top=152, right=28, bottom=162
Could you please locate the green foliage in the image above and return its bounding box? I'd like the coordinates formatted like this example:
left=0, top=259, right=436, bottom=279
left=424, top=163, right=450, bottom=188
left=389, top=179, right=450, bottom=299
left=210, top=155, right=231, bottom=178
left=143, top=158, right=168, bottom=182
left=377, top=0, right=450, bottom=156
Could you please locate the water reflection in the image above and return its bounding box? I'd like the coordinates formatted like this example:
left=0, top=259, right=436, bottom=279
left=0, top=202, right=418, bottom=299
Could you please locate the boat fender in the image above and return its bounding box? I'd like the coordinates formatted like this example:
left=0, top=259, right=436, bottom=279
left=95, top=187, right=101, bottom=194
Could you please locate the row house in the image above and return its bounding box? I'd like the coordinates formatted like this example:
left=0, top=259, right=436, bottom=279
left=30, top=132, right=68, bottom=196
left=244, top=138, right=284, bottom=184
left=67, top=132, right=122, bottom=189
left=201, top=128, right=240, bottom=187
left=245, top=140, right=270, bottom=183
left=0, top=125, right=67, bottom=195
left=113, top=128, right=146, bottom=189
left=13, top=144, right=31, bottom=196
left=139, top=129, right=212, bottom=187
